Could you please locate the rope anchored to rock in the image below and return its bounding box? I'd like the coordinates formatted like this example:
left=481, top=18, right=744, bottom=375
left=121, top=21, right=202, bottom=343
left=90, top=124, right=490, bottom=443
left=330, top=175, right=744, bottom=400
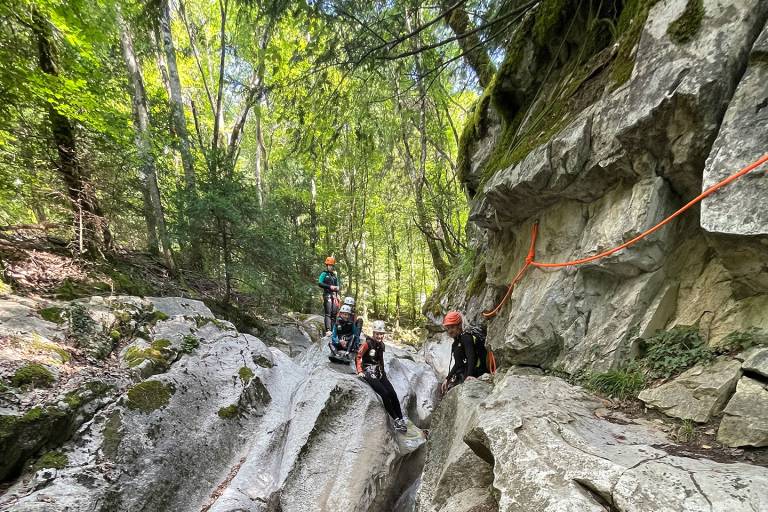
left=482, top=153, right=768, bottom=319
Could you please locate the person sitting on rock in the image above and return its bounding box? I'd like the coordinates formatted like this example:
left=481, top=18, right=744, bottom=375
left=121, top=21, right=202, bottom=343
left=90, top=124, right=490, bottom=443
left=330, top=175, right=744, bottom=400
left=356, top=320, right=407, bottom=433
left=440, top=311, right=477, bottom=395
left=318, top=256, right=340, bottom=334
left=331, top=304, right=359, bottom=353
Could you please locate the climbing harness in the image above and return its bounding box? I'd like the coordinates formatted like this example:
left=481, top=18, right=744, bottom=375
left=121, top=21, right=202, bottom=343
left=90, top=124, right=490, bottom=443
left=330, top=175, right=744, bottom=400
left=483, top=154, right=768, bottom=319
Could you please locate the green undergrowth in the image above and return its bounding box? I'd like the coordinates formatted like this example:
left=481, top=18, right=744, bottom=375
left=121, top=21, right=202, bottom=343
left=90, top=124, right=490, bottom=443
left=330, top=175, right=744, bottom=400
left=564, top=325, right=768, bottom=402
left=125, top=380, right=174, bottom=413
left=38, top=306, right=65, bottom=324
left=181, top=334, right=200, bottom=353
left=667, top=0, right=704, bottom=44
left=584, top=363, right=646, bottom=400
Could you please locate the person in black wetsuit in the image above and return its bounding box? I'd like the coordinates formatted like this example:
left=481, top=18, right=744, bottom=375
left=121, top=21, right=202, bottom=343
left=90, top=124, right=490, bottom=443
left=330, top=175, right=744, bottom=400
left=318, top=256, right=340, bottom=333
left=356, top=320, right=407, bottom=433
left=440, top=310, right=477, bottom=395
left=331, top=304, right=360, bottom=352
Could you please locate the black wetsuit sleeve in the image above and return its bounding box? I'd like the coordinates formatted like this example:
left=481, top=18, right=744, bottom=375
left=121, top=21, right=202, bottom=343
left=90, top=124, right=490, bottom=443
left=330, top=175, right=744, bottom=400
left=461, top=334, right=477, bottom=378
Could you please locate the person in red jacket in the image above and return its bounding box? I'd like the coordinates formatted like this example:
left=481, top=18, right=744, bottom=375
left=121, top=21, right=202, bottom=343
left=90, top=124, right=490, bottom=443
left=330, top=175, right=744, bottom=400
left=356, top=320, right=407, bottom=433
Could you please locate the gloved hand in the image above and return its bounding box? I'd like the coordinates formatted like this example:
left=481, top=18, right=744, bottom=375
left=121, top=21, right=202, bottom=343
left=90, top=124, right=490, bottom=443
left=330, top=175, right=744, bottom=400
left=357, top=372, right=365, bottom=378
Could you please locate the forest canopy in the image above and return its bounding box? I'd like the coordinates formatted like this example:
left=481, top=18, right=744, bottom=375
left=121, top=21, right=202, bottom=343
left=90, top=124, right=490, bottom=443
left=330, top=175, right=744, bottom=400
left=0, top=0, right=527, bottom=324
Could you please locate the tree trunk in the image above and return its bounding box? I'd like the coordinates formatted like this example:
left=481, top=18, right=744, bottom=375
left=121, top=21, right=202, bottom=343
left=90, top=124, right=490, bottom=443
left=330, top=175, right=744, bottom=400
left=118, top=11, right=175, bottom=272
left=32, top=9, right=111, bottom=258
left=440, top=0, right=495, bottom=88
left=390, top=223, right=401, bottom=330
left=159, top=0, right=203, bottom=269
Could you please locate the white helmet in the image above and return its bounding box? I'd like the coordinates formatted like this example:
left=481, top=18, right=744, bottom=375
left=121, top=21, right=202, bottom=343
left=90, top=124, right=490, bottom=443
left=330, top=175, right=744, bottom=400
left=339, top=304, right=353, bottom=314
left=343, top=296, right=355, bottom=306
left=372, top=320, right=386, bottom=333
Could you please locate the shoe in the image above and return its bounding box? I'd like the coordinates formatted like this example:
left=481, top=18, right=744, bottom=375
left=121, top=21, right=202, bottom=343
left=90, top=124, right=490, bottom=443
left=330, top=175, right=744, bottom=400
left=394, top=418, right=407, bottom=433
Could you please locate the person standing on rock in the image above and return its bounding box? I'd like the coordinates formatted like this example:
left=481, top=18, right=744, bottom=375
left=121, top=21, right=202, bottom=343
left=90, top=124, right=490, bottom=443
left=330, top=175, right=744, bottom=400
left=318, top=256, right=341, bottom=334
left=356, top=320, right=408, bottom=433
left=441, top=311, right=477, bottom=395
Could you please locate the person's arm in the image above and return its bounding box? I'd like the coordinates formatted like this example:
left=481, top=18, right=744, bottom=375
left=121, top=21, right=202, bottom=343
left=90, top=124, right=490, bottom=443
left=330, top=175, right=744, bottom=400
left=331, top=323, right=339, bottom=344
left=461, top=334, right=477, bottom=378
left=355, top=341, right=368, bottom=374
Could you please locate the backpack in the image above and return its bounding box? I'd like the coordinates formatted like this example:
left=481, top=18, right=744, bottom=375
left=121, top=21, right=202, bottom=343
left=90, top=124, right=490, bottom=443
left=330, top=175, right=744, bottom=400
left=465, top=324, right=495, bottom=375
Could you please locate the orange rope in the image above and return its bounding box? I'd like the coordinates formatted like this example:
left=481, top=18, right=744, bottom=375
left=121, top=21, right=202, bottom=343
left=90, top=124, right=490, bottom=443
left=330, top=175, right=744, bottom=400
left=483, top=154, right=768, bottom=318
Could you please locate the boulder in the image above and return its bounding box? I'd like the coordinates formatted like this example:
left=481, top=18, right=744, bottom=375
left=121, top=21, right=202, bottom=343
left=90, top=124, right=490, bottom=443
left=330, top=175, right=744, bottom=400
left=423, top=374, right=768, bottom=511
left=638, top=358, right=742, bottom=422
left=415, top=379, right=496, bottom=512
left=718, top=376, right=768, bottom=447
left=742, top=347, right=768, bottom=378
left=1, top=299, right=437, bottom=512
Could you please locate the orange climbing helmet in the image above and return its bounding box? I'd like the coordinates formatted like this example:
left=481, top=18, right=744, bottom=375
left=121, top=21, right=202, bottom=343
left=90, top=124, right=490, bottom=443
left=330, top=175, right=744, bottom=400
left=324, top=256, right=336, bottom=265
left=442, top=311, right=463, bottom=326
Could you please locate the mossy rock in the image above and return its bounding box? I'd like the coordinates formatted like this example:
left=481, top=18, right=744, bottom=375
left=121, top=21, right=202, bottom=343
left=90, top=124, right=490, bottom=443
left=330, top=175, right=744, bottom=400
left=217, top=404, right=239, bottom=419
left=63, top=381, right=114, bottom=409
left=124, top=339, right=175, bottom=371
left=39, top=307, right=65, bottom=324
left=102, top=411, right=123, bottom=460
left=0, top=405, right=71, bottom=481
left=252, top=354, right=273, bottom=369
left=106, top=269, right=153, bottom=297
left=667, top=0, right=704, bottom=44
left=238, top=366, right=255, bottom=384
left=125, top=380, right=174, bottom=413
left=55, top=278, right=109, bottom=300
left=32, top=451, right=68, bottom=471
left=11, top=364, right=55, bottom=389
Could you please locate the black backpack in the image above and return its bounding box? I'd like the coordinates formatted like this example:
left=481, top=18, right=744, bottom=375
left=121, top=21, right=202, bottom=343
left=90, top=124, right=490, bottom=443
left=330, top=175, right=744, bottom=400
left=465, top=324, right=489, bottom=375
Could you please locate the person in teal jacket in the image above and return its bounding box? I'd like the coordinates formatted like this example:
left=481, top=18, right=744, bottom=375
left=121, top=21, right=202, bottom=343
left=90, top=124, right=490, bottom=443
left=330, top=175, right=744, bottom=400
left=319, top=256, right=340, bottom=333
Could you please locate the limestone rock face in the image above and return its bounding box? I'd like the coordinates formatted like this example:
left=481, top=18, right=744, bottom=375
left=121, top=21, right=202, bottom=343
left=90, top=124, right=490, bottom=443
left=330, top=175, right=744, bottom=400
left=439, top=0, right=768, bottom=375
left=701, top=24, right=768, bottom=236
left=718, top=376, right=768, bottom=447
left=418, top=374, right=768, bottom=512
left=742, top=347, right=768, bottom=378
left=638, top=358, right=743, bottom=423
left=1, top=298, right=437, bottom=512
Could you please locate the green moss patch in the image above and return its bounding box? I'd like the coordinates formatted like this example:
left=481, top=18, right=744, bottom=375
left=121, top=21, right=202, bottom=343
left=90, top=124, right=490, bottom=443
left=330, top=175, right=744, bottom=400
left=11, top=364, right=55, bottom=389
left=584, top=364, right=647, bottom=400
left=238, top=366, right=254, bottom=384
left=124, top=339, right=174, bottom=370
left=0, top=278, right=11, bottom=296
left=63, top=381, right=114, bottom=409
left=217, top=404, right=239, bottom=419
left=30, top=338, right=71, bottom=364
left=667, top=0, right=704, bottom=44
left=125, top=381, right=174, bottom=413
left=32, top=451, right=68, bottom=471
left=39, top=307, right=65, bottom=324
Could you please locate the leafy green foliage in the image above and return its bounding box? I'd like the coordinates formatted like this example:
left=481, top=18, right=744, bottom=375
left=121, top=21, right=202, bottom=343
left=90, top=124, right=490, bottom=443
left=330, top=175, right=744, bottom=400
left=717, top=328, right=768, bottom=354
left=181, top=335, right=200, bottom=353
left=641, top=325, right=713, bottom=380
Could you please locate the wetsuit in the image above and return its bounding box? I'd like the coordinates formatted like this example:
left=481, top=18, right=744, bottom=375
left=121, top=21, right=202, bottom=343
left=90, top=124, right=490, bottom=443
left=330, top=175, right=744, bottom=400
left=331, top=316, right=360, bottom=351
left=446, top=332, right=477, bottom=391
left=356, top=337, right=403, bottom=421
left=318, top=270, right=340, bottom=331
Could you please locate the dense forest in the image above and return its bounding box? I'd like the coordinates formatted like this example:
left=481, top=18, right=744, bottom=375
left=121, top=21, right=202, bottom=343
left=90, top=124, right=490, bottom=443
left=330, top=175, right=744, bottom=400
left=0, top=0, right=514, bottom=324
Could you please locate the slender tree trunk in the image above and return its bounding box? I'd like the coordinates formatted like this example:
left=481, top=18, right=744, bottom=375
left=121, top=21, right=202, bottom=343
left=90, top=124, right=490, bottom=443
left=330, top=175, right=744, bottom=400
left=33, top=9, right=111, bottom=258
left=440, top=0, right=495, bottom=88
left=309, top=176, right=318, bottom=250
left=390, top=223, right=401, bottom=330
left=159, top=0, right=203, bottom=269
left=118, top=11, right=175, bottom=272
